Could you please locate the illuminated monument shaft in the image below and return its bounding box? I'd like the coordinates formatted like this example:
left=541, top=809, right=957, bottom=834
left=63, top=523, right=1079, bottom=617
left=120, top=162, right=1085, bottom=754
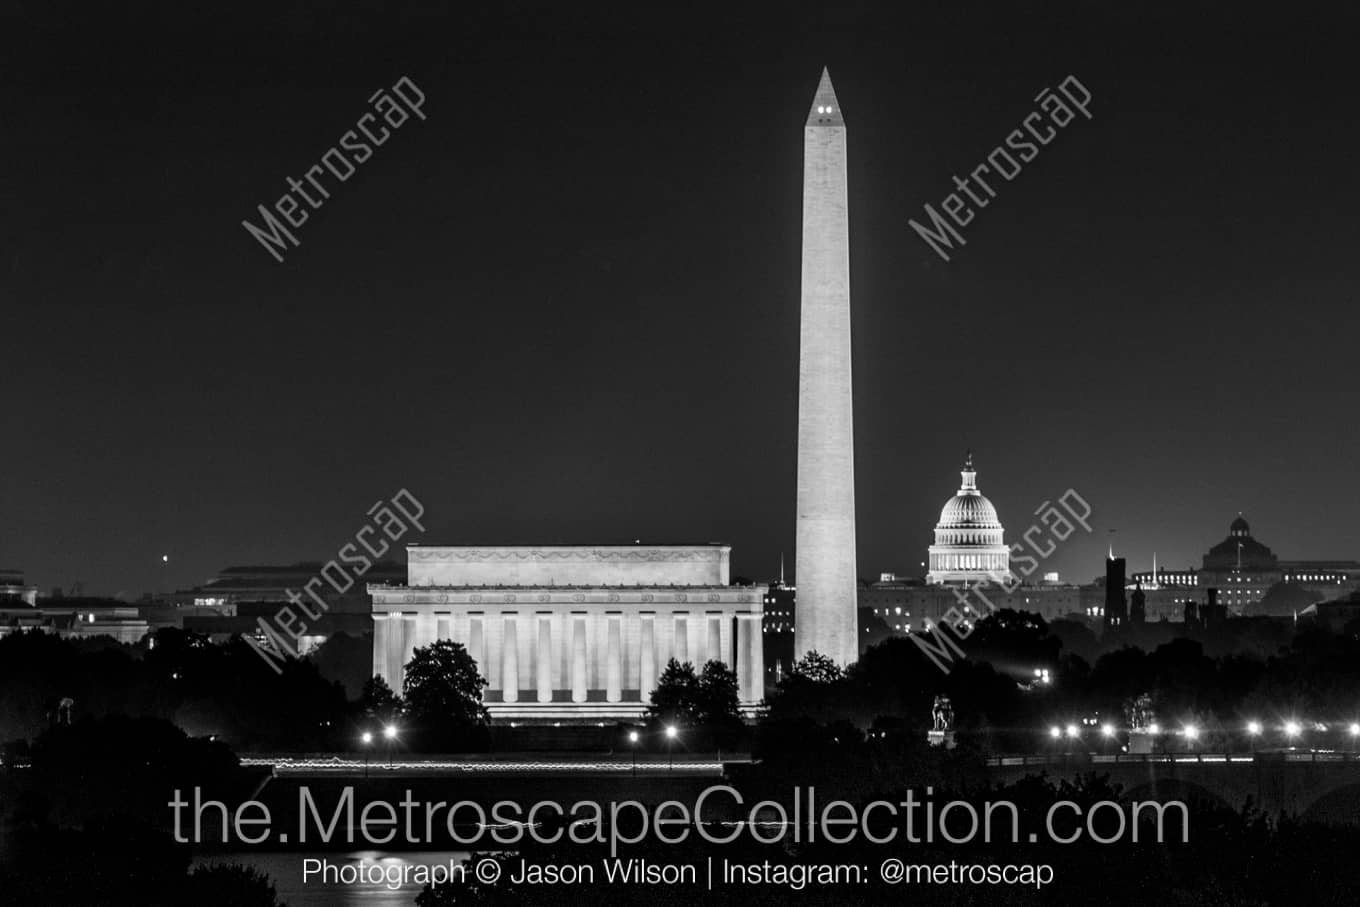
left=795, top=69, right=858, bottom=666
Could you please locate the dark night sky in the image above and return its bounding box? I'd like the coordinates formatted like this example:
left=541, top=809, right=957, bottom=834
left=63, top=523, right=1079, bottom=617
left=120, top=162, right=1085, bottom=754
left=4, top=2, right=1358, bottom=597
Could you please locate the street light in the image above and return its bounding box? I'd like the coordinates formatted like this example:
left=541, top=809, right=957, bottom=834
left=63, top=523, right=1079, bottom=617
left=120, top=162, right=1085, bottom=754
left=627, top=730, right=640, bottom=775
left=1183, top=725, right=1199, bottom=742
left=383, top=724, right=399, bottom=767
left=1244, top=720, right=1262, bottom=754
left=360, top=731, right=373, bottom=778
left=1048, top=726, right=1061, bottom=739
left=1284, top=720, right=1302, bottom=740
left=664, top=725, right=678, bottom=770
left=1100, top=723, right=1115, bottom=739
left=1064, top=724, right=1079, bottom=740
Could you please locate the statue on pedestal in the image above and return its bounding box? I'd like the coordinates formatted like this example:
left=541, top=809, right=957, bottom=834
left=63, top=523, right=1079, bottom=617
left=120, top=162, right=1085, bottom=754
left=928, top=695, right=957, bottom=748
left=1124, top=693, right=1157, bottom=753
left=932, top=695, right=954, bottom=731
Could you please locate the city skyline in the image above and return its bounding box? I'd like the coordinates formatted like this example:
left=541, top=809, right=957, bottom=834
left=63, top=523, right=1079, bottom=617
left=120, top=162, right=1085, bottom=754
left=7, top=6, right=1359, bottom=597
left=10, top=7, right=1360, bottom=905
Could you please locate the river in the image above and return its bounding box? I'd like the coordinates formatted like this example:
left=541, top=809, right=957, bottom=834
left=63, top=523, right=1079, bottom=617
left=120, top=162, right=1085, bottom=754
left=194, top=851, right=473, bottom=906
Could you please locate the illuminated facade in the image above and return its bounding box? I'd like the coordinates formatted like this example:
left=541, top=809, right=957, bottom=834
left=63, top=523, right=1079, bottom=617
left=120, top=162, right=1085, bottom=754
left=926, top=453, right=1011, bottom=586
left=761, top=580, right=796, bottom=685
left=169, top=561, right=405, bottom=613
left=1129, top=515, right=1360, bottom=616
left=859, top=578, right=1091, bottom=630
left=370, top=545, right=765, bottom=722
left=0, top=568, right=37, bottom=605
left=0, top=597, right=148, bottom=643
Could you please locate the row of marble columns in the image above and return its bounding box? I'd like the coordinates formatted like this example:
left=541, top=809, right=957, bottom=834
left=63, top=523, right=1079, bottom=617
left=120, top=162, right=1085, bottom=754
left=374, top=610, right=764, bottom=705
left=932, top=551, right=1008, bottom=571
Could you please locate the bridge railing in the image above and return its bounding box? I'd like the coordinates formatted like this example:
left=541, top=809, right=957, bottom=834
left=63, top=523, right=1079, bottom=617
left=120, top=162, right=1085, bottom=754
left=237, top=752, right=751, bottom=774
left=988, top=751, right=1360, bottom=768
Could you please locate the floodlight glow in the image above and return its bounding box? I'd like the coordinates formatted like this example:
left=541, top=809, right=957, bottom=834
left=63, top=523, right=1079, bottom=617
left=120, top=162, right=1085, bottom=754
left=1183, top=725, right=1199, bottom=740
left=664, top=725, right=678, bottom=739
left=1101, top=723, right=1115, bottom=738
left=1064, top=724, right=1079, bottom=739
left=1049, top=726, right=1061, bottom=739
left=383, top=724, right=398, bottom=740
left=1148, top=723, right=1161, bottom=735
left=1246, top=721, right=1262, bottom=736
left=361, top=731, right=373, bottom=744
left=1284, top=721, right=1301, bottom=738
left=628, top=731, right=640, bottom=743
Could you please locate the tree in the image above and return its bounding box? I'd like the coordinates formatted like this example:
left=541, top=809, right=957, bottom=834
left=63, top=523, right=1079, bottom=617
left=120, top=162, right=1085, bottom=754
left=791, top=650, right=843, bottom=684
left=648, top=658, right=742, bottom=729
left=402, top=640, right=490, bottom=750
left=647, top=658, right=701, bottom=725
left=696, top=661, right=741, bottom=725
left=359, top=674, right=403, bottom=724
left=309, top=631, right=374, bottom=700
left=184, top=864, right=285, bottom=907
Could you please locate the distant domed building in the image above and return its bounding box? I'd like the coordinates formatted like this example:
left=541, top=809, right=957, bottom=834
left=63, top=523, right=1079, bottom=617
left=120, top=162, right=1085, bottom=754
left=1200, top=513, right=1280, bottom=614
left=1130, top=513, right=1360, bottom=617
left=926, top=452, right=1011, bottom=586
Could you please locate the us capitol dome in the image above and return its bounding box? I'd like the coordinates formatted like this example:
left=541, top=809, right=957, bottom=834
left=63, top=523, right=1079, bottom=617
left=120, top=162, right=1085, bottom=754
left=926, top=452, right=1012, bottom=585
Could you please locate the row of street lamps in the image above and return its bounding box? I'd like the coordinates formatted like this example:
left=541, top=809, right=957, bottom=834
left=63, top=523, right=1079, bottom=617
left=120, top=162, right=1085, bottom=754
left=1047, top=720, right=1360, bottom=744
left=359, top=723, right=400, bottom=773
left=626, top=725, right=680, bottom=773
left=352, top=723, right=684, bottom=773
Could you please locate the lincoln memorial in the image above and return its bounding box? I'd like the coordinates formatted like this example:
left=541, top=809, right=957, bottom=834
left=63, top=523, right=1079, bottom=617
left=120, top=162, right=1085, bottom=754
left=370, top=544, right=766, bottom=721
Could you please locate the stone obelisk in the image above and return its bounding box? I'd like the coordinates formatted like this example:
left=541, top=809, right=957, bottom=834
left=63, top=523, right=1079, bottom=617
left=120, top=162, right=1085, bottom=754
left=795, top=68, right=858, bottom=667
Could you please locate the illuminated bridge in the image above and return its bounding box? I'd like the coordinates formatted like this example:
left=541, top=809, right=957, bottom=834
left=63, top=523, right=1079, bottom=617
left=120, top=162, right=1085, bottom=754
left=238, top=751, right=1360, bottom=824
left=986, top=751, right=1360, bottom=823
left=241, top=753, right=741, bottom=778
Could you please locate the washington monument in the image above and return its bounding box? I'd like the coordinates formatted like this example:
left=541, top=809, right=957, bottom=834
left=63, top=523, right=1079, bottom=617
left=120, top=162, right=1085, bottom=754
left=795, top=68, right=858, bottom=667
